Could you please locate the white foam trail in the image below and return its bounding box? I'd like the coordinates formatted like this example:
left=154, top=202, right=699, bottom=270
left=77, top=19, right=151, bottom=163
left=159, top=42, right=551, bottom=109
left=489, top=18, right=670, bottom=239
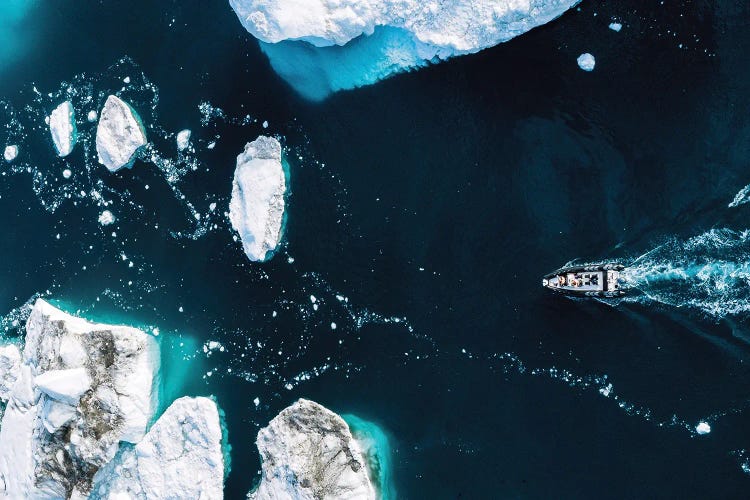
left=729, top=183, right=750, bottom=208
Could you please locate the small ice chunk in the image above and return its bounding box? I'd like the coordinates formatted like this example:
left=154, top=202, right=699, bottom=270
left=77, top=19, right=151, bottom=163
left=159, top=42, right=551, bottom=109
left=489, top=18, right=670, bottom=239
left=49, top=101, right=78, bottom=157
left=176, top=129, right=191, bottom=151
left=62, top=169, right=72, bottom=179
left=696, top=422, right=711, bottom=435
left=609, top=22, right=622, bottom=32
left=262, top=120, right=269, bottom=129
left=87, top=110, right=98, bottom=122
left=577, top=53, right=596, bottom=71
left=3, top=145, right=18, bottom=162
left=96, top=95, right=148, bottom=172
left=330, top=322, right=337, bottom=330
left=254, top=397, right=260, bottom=407
left=123, top=76, right=131, bottom=84
left=98, top=210, right=115, bottom=226
left=207, top=141, right=216, bottom=150
left=310, top=295, right=317, bottom=303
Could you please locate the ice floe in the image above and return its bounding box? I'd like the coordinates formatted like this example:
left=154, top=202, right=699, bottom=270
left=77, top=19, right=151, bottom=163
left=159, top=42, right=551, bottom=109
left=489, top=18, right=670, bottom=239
left=49, top=100, right=78, bottom=157
left=229, top=135, right=287, bottom=262
left=176, top=129, right=191, bottom=151
left=229, top=0, right=580, bottom=100
left=577, top=52, right=596, bottom=71
left=99, top=209, right=116, bottom=226
left=248, top=398, right=376, bottom=499
left=3, top=145, right=17, bottom=162
left=96, top=95, right=148, bottom=172
left=696, top=422, right=711, bottom=435
left=609, top=22, right=622, bottom=32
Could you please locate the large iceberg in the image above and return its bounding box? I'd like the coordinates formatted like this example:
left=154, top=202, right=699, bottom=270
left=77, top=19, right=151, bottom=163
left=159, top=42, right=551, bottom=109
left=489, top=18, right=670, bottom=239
left=49, top=100, right=78, bottom=157
left=0, top=299, right=160, bottom=498
left=248, top=398, right=377, bottom=499
left=0, top=299, right=228, bottom=498
left=92, top=396, right=226, bottom=499
left=229, top=0, right=580, bottom=100
left=229, top=136, right=287, bottom=262
left=96, top=95, right=148, bottom=172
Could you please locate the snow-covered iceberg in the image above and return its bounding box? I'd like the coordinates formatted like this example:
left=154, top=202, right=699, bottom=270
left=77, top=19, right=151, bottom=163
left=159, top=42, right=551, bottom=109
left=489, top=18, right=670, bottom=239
left=229, top=0, right=580, bottom=100
left=248, top=398, right=378, bottom=499
left=229, top=136, right=287, bottom=262
left=0, top=299, right=160, bottom=498
left=49, top=100, right=78, bottom=157
left=92, top=396, right=226, bottom=499
left=0, top=344, right=20, bottom=403
left=96, top=95, right=148, bottom=172
left=3, top=145, right=18, bottom=162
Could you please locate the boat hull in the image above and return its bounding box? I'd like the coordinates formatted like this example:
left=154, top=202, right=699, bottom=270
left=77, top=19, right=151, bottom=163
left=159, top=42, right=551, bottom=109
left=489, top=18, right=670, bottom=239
left=542, top=263, right=627, bottom=297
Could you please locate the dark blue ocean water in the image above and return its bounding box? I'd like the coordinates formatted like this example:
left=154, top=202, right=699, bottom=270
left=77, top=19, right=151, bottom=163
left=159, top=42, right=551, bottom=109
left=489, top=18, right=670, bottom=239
left=2, top=0, right=750, bottom=497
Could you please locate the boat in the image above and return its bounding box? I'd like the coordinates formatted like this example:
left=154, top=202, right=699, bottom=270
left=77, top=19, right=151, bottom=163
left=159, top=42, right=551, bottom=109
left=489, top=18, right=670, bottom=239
left=542, top=263, right=627, bottom=297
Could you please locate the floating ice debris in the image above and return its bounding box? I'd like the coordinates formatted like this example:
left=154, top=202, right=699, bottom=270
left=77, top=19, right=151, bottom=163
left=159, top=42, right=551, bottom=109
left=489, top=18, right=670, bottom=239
left=176, top=129, right=192, bottom=151
left=207, top=141, right=216, bottom=149
left=96, top=95, right=148, bottom=172
left=609, top=22, right=622, bottom=32
left=262, top=120, right=268, bottom=129
left=229, top=136, right=287, bottom=262
left=696, top=422, right=711, bottom=435
left=577, top=53, right=596, bottom=71
left=87, top=110, right=98, bottom=122
left=330, top=322, right=337, bottom=330
left=62, top=168, right=72, bottom=179
left=49, top=100, right=78, bottom=157
left=0, top=299, right=160, bottom=497
left=254, top=397, right=260, bottom=407
left=3, top=145, right=18, bottom=162
left=229, top=0, right=579, bottom=99
left=248, top=399, right=377, bottom=499
left=123, top=76, right=131, bottom=84
left=98, top=209, right=116, bottom=226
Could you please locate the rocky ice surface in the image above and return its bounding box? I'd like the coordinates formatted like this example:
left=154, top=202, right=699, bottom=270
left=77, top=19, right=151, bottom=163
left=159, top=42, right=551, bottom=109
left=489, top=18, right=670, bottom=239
left=577, top=52, right=596, bottom=71
left=248, top=398, right=376, bottom=500
left=49, top=100, right=78, bottom=157
left=229, top=0, right=580, bottom=99
left=0, top=299, right=226, bottom=498
left=96, top=95, right=148, bottom=172
left=229, top=136, right=286, bottom=262
left=92, top=396, right=225, bottom=499
left=3, top=145, right=18, bottom=162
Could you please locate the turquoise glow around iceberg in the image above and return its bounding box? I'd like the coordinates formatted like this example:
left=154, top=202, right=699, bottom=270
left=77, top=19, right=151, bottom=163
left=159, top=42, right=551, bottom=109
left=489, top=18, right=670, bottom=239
left=260, top=26, right=430, bottom=101
left=0, top=0, right=35, bottom=66
left=341, top=413, right=395, bottom=499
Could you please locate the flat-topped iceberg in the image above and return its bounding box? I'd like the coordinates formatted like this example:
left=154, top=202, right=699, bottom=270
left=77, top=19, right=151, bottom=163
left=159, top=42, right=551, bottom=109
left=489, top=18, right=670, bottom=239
left=49, top=100, right=78, bottom=157
left=0, top=299, right=160, bottom=498
left=248, top=398, right=377, bottom=499
left=229, top=0, right=580, bottom=99
left=92, top=396, right=226, bottom=499
left=229, top=136, right=287, bottom=262
left=96, top=95, right=148, bottom=172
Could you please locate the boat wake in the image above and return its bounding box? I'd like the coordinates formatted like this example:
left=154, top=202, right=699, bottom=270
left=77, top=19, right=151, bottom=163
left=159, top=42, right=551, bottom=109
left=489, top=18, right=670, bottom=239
left=618, top=228, right=750, bottom=318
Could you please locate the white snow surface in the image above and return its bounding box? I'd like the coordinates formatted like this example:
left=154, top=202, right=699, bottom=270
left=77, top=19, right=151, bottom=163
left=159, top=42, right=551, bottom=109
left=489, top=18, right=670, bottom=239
left=49, top=100, right=78, bottom=157
left=0, top=299, right=160, bottom=498
left=229, top=136, right=286, bottom=262
left=96, top=95, right=148, bottom=172
left=3, top=145, right=18, bottom=162
left=92, top=396, right=225, bottom=499
left=248, top=398, right=375, bottom=500
left=176, top=129, right=192, bottom=151
left=0, top=344, right=21, bottom=402
left=577, top=52, right=595, bottom=71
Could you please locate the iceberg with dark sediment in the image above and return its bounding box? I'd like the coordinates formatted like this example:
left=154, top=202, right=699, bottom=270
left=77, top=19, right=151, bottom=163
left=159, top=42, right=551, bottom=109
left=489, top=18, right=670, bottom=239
left=248, top=398, right=384, bottom=499
left=0, top=299, right=227, bottom=498
left=229, top=0, right=580, bottom=100
left=96, top=95, right=148, bottom=172
left=229, top=136, right=287, bottom=262
left=49, top=100, right=78, bottom=157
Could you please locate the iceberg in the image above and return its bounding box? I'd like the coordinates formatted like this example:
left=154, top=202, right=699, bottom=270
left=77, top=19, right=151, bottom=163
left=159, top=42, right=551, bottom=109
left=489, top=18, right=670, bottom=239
left=696, top=422, right=711, bottom=435
left=229, top=136, right=287, bottom=262
left=0, top=299, right=160, bottom=498
left=176, top=129, right=192, bottom=151
left=577, top=52, right=595, bottom=71
left=49, top=100, right=78, bottom=157
left=229, top=0, right=580, bottom=100
left=248, top=398, right=377, bottom=499
left=3, top=145, right=18, bottom=162
left=96, top=95, right=148, bottom=172
left=92, top=396, right=226, bottom=499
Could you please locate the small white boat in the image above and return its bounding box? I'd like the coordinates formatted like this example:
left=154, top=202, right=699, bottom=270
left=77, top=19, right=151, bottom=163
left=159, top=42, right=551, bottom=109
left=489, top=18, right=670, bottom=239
left=542, top=263, right=626, bottom=297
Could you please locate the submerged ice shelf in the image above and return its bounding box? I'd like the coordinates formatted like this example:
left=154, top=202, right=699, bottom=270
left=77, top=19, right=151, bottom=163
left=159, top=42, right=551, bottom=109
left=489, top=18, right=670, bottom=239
left=230, top=0, right=580, bottom=99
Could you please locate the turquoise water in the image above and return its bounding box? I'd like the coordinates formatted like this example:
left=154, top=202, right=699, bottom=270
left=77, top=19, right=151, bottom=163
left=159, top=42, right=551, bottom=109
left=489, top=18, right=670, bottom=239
left=342, top=413, right=395, bottom=499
